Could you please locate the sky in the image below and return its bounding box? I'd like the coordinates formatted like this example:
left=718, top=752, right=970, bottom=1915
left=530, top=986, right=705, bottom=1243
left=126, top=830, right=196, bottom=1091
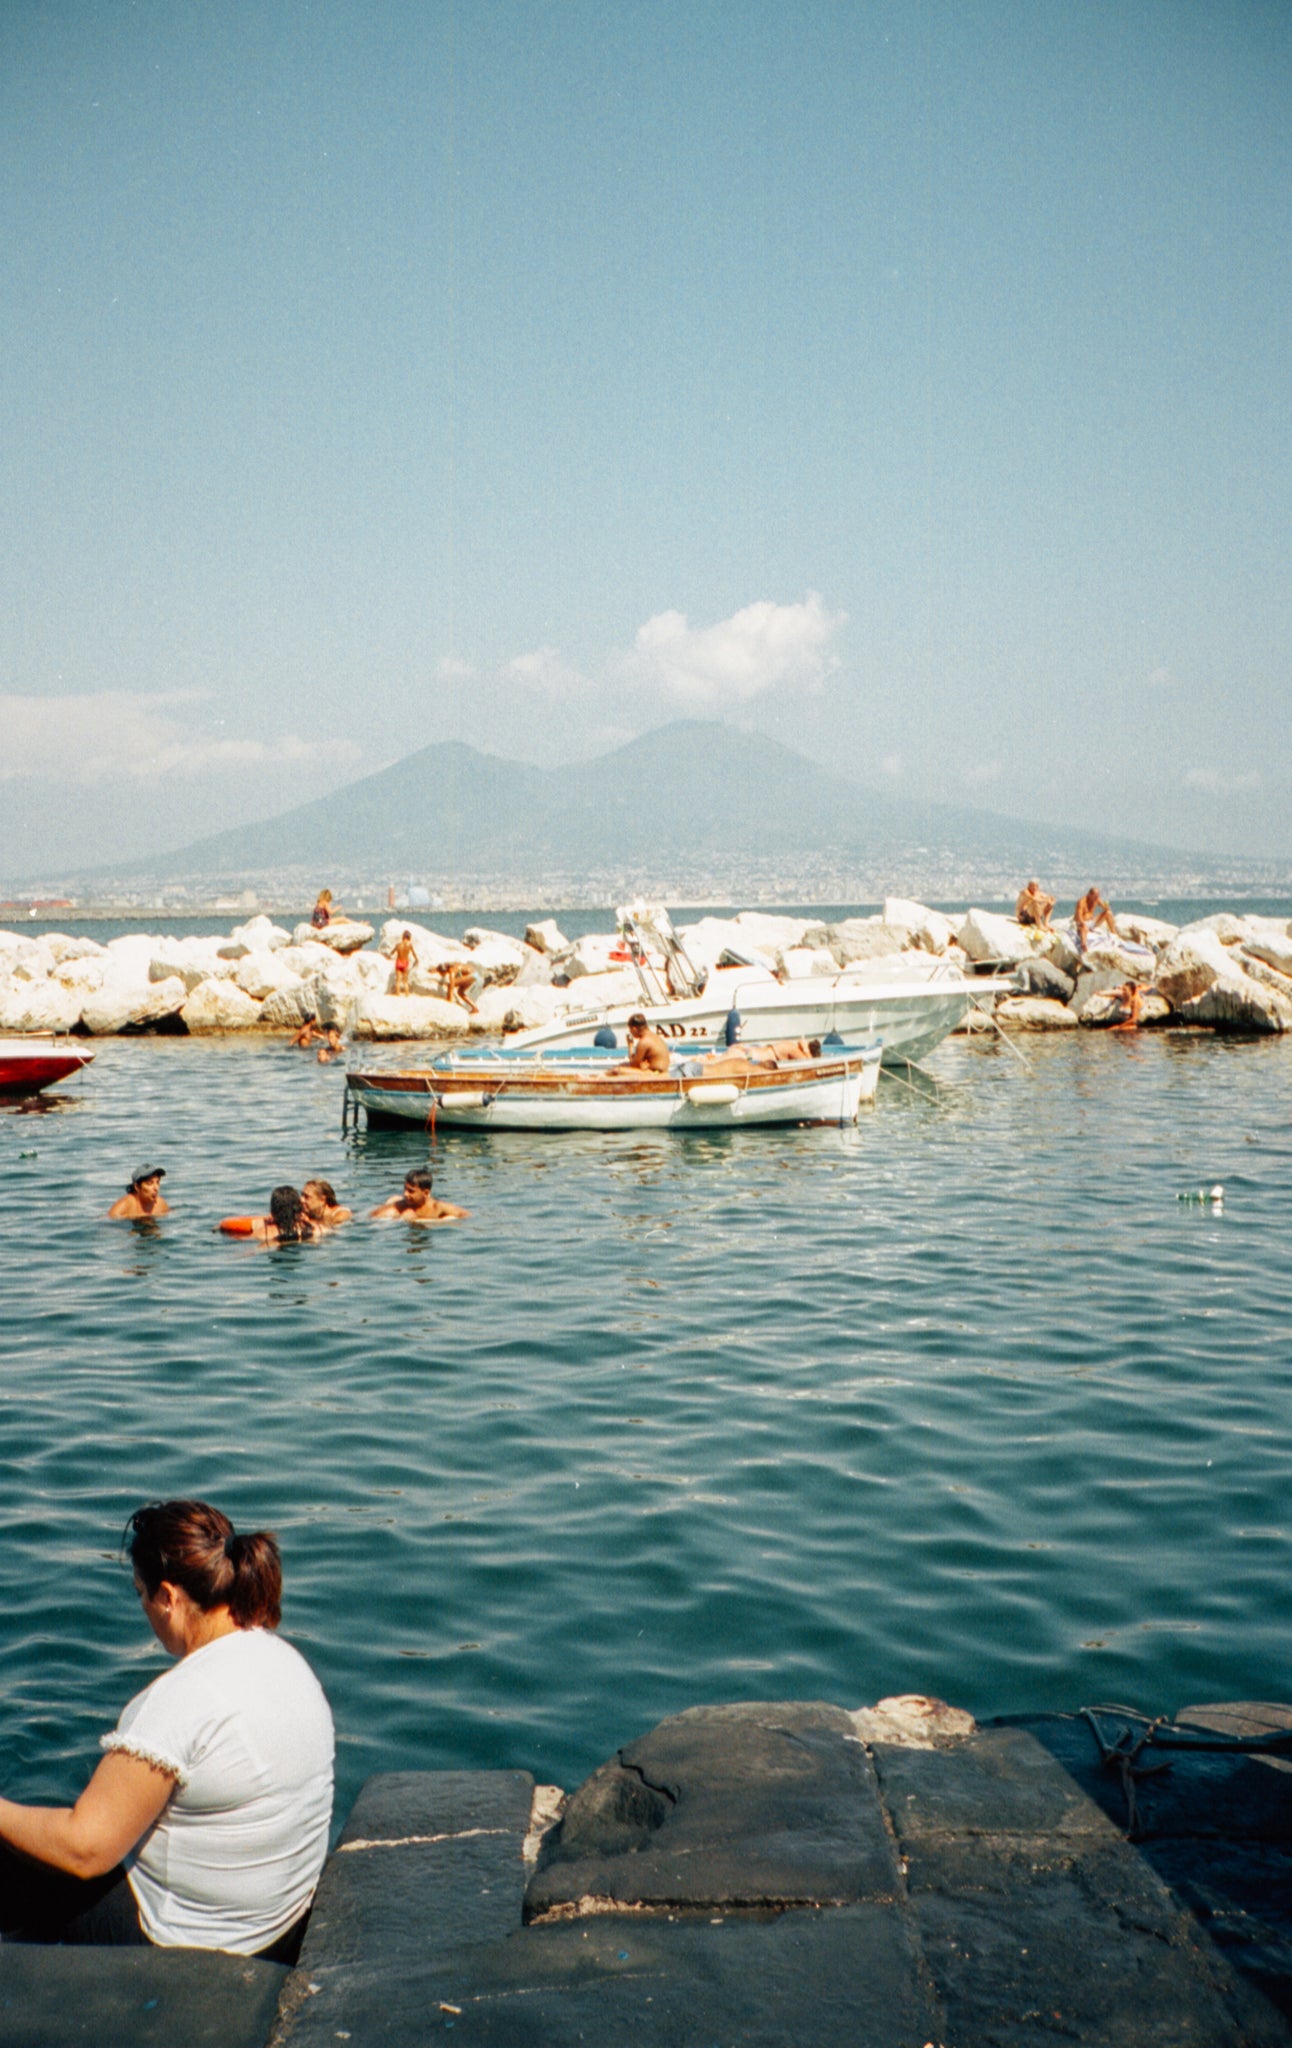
left=1, top=0, right=1288, bottom=874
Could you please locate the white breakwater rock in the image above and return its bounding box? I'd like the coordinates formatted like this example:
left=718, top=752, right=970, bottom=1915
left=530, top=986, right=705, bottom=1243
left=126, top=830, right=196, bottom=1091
left=957, top=909, right=1046, bottom=966
left=232, top=952, right=307, bottom=1002
left=882, top=899, right=958, bottom=954
left=290, top=919, right=374, bottom=955
left=377, top=918, right=471, bottom=960
left=180, top=981, right=265, bottom=1032
left=525, top=919, right=568, bottom=955
left=221, top=915, right=292, bottom=956
left=0, top=979, right=84, bottom=1033
left=995, top=995, right=1079, bottom=1030
left=352, top=994, right=474, bottom=1039
left=81, top=976, right=189, bottom=1036
left=1154, top=930, right=1233, bottom=1008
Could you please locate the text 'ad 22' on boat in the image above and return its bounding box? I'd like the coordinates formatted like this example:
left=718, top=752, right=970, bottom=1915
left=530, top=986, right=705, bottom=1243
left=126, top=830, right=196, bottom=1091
left=503, top=905, right=1016, bottom=1067
left=0, top=1038, right=95, bottom=1095
left=346, top=1041, right=883, bottom=1132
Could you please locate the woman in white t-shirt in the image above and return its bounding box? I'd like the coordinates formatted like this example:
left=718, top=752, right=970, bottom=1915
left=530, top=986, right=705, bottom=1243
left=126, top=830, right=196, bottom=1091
left=0, top=1500, right=334, bottom=1959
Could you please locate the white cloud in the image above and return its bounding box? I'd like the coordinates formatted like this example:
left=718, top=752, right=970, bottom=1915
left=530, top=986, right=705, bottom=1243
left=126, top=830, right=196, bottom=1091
left=625, top=593, right=846, bottom=708
left=0, top=693, right=360, bottom=785
left=436, top=654, right=473, bottom=682
left=1146, top=665, right=1178, bottom=689
left=506, top=646, right=588, bottom=699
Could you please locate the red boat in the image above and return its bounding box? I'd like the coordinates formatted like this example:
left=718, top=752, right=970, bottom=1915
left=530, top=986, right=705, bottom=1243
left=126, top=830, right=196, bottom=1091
left=0, top=1038, right=95, bottom=1094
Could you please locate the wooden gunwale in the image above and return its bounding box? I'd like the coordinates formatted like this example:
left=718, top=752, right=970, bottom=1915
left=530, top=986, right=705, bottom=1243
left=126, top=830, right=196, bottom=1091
left=347, top=1056, right=866, bottom=1101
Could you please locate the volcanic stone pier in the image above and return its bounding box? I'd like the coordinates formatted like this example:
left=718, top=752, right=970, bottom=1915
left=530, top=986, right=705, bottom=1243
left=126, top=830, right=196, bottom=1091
left=4, top=1698, right=1290, bottom=2047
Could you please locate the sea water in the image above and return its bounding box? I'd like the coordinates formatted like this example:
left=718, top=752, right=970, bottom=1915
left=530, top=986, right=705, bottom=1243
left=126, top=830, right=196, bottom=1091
left=2, top=933, right=1290, bottom=1826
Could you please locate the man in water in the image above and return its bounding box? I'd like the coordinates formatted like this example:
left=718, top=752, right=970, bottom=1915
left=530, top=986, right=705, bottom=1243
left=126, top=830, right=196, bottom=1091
left=290, top=1016, right=321, bottom=1049
left=370, top=1168, right=469, bottom=1224
left=1015, top=879, right=1055, bottom=930
left=107, top=1167, right=169, bottom=1221
left=607, top=1013, right=671, bottom=1075
left=316, top=1025, right=345, bottom=1063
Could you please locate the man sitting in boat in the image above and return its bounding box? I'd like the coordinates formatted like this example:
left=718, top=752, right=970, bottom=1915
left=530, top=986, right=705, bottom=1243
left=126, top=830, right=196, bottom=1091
left=370, top=1168, right=469, bottom=1225
left=606, top=1013, right=672, bottom=1075
left=107, top=1166, right=169, bottom=1221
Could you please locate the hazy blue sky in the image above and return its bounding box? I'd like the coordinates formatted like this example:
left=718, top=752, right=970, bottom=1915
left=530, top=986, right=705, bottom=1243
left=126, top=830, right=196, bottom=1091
left=2, top=0, right=1287, bottom=871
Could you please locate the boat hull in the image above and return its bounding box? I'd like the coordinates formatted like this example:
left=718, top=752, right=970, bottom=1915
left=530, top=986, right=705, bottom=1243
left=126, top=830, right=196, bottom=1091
left=0, top=1042, right=94, bottom=1094
left=347, top=1048, right=881, bottom=1132
left=503, top=965, right=999, bottom=1067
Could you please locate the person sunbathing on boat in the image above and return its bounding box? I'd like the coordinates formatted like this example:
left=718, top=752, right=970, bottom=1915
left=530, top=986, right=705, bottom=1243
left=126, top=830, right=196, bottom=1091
left=370, top=1168, right=469, bottom=1224
left=606, top=1014, right=672, bottom=1075
left=107, top=1167, right=169, bottom=1221
left=696, top=1038, right=823, bottom=1079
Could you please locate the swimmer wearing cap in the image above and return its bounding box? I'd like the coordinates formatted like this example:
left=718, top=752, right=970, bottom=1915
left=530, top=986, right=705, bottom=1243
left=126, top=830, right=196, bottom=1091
left=107, top=1166, right=170, bottom=1221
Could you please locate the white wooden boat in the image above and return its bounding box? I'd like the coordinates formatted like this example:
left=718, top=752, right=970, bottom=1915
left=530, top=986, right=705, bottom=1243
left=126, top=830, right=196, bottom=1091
left=505, top=906, right=1013, bottom=1067
left=346, top=1043, right=882, bottom=1132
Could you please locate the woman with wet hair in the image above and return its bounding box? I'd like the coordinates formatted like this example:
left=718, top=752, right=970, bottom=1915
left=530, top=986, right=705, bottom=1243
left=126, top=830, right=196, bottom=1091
left=0, top=1500, right=333, bottom=1958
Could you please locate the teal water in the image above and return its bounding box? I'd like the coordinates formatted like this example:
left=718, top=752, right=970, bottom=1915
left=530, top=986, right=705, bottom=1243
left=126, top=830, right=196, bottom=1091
left=2, top=1012, right=1290, bottom=1827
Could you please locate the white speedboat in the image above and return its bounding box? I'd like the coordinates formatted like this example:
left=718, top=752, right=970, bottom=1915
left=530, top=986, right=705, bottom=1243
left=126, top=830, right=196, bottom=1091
left=346, top=1042, right=882, bottom=1133
left=505, top=906, right=1010, bottom=1066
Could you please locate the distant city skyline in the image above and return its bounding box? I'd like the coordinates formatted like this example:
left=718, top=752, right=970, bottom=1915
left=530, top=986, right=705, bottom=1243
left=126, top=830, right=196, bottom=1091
left=1, top=2, right=1288, bottom=870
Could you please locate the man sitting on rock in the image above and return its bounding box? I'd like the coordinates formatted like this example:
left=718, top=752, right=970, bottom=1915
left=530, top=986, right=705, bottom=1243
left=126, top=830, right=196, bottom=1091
left=370, top=1168, right=469, bottom=1224
left=607, top=1013, right=672, bottom=1075
left=1074, top=886, right=1117, bottom=952
left=1015, top=879, right=1055, bottom=930
left=107, top=1166, right=169, bottom=1221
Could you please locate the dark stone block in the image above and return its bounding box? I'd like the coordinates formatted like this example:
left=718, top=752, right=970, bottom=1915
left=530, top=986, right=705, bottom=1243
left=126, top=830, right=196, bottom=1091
left=277, top=1904, right=940, bottom=2048
left=0, top=1945, right=286, bottom=2048
left=526, top=1701, right=901, bottom=1915
left=298, top=1770, right=534, bottom=1973
left=874, top=1726, right=1122, bottom=1843
left=905, top=1837, right=1289, bottom=2048
left=1020, top=957, right=1076, bottom=1001
left=1016, top=1711, right=1292, bottom=1844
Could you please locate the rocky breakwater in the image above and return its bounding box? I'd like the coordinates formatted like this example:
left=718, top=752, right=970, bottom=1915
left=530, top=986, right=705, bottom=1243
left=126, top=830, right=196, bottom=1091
left=0, top=901, right=1289, bottom=1041
left=958, top=905, right=1292, bottom=1035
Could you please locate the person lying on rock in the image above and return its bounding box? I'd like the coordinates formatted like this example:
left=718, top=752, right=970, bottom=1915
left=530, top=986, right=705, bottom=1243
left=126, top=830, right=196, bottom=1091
left=606, top=1013, right=672, bottom=1074
left=302, top=1179, right=352, bottom=1226
left=107, top=1166, right=169, bottom=1221
left=0, top=1498, right=333, bottom=1959
left=370, top=1167, right=469, bottom=1224
left=1074, top=887, right=1117, bottom=951
left=1015, top=879, right=1055, bottom=930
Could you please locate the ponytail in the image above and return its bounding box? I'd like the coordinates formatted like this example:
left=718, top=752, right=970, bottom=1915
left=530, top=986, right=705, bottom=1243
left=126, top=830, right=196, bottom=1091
left=127, top=1500, right=282, bottom=1630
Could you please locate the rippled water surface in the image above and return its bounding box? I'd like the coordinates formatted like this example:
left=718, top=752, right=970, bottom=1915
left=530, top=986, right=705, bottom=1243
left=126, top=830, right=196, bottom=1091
left=2, top=1015, right=1290, bottom=1822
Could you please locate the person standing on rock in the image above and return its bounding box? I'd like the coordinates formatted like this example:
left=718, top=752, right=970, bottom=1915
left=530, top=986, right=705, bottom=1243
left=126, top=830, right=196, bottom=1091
left=393, top=930, right=418, bottom=995
left=107, top=1167, right=169, bottom=1221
